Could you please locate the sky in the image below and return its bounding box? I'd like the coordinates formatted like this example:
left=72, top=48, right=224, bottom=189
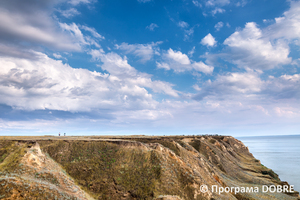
left=0, top=0, right=300, bottom=136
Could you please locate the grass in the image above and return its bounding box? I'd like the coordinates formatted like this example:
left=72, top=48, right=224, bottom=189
left=134, top=138, right=181, bottom=156
left=39, top=140, right=162, bottom=199
left=0, top=136, right=297, bottom=200
left=0, top=141, right=27, bottom=173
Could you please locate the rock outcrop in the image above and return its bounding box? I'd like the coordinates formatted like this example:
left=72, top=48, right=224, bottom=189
left=0, top=135, right=299, bottom=200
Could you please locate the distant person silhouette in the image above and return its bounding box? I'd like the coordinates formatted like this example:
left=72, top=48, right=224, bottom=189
left=64, top=133, right=66, bottom=136
left=59, top=132, right=60, bottom=136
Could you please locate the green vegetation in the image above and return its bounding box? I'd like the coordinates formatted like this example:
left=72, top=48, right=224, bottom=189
left=135, top=138, right=181, bottom=156
left=0, top=136, right=297, bottom=200
left=40, top=140, right=162, bottom=199
left=0, top=141, right=27, bottom=173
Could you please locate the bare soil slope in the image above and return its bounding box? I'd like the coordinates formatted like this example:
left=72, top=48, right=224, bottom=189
left=0, top=135, right=299, bottom=200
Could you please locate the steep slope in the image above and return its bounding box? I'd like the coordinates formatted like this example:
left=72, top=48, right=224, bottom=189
left=0, top=136, right=299, bottom=200
left=0, top=141, right=92, bottom=199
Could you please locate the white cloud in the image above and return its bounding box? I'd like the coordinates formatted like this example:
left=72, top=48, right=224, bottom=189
left=59, top=22, right=88, bottom=46
left=59, top=8, right=80, bottom=18
left=193, top=84, right=202, bottom=91
left=137, top=0, right=151, bottom=2
left=184, top=28, right=194, bottom=40
left=178, top=21, right=189, bottom=28
left=205, top=0, right=230, bottom=7
left=223, top=22, right=291, bottom=70
left=156, top=62, right=170, bottom=70
left=0, top=8, right=80, bottom=51
left=68, top=0, right=94, bottom=6
left=264, top=73, right=300, bottom=99
left=115, top=42, right=161, bottom=62
left=176, top=21, right=196, bottom=40
left=188, top=46, right=195, bottom=56
left=200, top=0, right=248, bottom=17
left=165, top=49, right=190, bottom=65
left=235, top=0, right=248, bottom=7
left=192, top=0, right=202, bottom=7
left=80, top=25, right=105, bottom=39
left=89, top=50, right=179, bottom=97
left=0, top=43, right=39, bottom=59
left=265, top=1, right=300, bottom=41
left=193, top=71, right=263, bottom=100
left=192, top=62, right=214, bottom=74
left=201, top=33, right=217, bottom=47
left=263, top=19, right=273, bottom=24
left=214, top=21, right=224, bottom=31
left=0, top=51, right=178, bottom=114
left=0, top=52, right=110, bottom=111
left=146, top=23, right=158, bottom=31
left=59, top=23, right=102, bottom=48
left=157, top=49, right=214, bottom=74
left=193, top=69, right=300, bottom=104
left=53, top=53, right=62, bottom=59
left=212, top=8, right=225, bottom=15
left=220, top=2, right=300, bottom=71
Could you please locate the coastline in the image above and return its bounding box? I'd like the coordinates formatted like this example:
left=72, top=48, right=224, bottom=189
left=238, top=135, right=300, bottom=193
left=1, top=135, right=299, bottom=199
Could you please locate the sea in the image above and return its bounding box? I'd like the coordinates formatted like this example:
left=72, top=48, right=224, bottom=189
left=238, top=135, right=300, bottom=192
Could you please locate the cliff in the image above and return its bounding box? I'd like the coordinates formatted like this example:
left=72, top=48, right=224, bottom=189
left=0, top=135, right=299, bottom=200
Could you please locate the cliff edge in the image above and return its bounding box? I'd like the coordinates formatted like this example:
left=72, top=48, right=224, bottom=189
left=0, top=135, right=299, bottom=200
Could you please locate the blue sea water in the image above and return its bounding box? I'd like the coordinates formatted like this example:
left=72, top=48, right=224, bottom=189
left=238, top=135, right=300, bottom=192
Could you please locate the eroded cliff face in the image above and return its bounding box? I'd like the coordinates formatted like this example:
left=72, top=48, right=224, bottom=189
left=0, top=136, right=299, bottom=200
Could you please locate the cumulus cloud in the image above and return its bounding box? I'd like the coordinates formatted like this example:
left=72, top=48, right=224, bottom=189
left=193, top=71, right=263, bottom=100
left=265, top=1, right=300, bottom=41
left=223, top=22, right=291, bottom=70
left=0, top=52, right=109, bottom=111
left=165, top=49, right=190, bottom=65
left=89, top=50, right=179, bottom=97
left=193, top=69, right=300, bottom=104
left=264, top=74, right=300, bottom=99
left=220, top=2, right=300, bottom=71
left=0, top=50, right=178, bottom=114
left=201, top=33, right=217, bottom=47
left=115, top=42, right=161, bottom=62
left=146, top=23, right=158, bottom=31
left=156, top=49, right=214, bottom=74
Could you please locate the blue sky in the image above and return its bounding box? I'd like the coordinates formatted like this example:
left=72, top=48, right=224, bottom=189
left=0, top=0, right=300, bottom=136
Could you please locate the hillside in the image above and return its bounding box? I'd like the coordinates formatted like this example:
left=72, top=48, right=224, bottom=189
left=0, top=135, right=299, bottom=200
